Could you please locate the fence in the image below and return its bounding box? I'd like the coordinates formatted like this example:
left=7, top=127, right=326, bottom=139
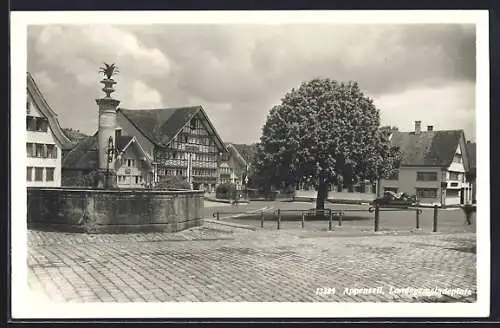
left=212, top=205, right=445, bottom=232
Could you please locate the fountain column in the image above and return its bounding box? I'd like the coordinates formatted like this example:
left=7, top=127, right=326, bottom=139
left=96, top=77, right=120, bottom=188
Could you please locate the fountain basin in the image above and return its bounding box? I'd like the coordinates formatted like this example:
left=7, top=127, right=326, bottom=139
left=27, top=187, right=204, bottom=233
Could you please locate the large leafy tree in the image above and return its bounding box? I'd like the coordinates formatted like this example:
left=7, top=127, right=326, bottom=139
left=255, top=78, right=401, bottom=210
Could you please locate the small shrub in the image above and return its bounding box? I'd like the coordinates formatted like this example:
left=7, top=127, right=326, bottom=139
left=155, top=175, right=191, bottom=190
left=216, top=183, right=237, bottom=199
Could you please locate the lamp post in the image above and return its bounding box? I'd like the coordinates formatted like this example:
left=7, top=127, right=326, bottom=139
left=244, top=164, right=249, bottom=200
left=105, top=136, right=117, bottom=189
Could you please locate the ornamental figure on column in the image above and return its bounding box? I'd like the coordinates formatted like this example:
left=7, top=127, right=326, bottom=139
left=96, top=63, right=120, bottom=188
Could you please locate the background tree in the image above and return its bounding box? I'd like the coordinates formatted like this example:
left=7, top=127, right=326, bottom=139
left=254, top=78, right=401, bottom=211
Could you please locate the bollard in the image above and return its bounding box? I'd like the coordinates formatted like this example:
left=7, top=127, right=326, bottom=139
left=277, top=209, right=281, bottom=230
left=301, top=213, right=305, bottom=229
left=374, top=205, right=380, bottom=232
left=338, top=212, right=343, bottom=227
left=415, top=208, right=420, bottom=229
left=329, top=210, right=333, bottom=231
left=433, top=205, right=438, bottom=232
left=260, top=211, right=264, bottom=228
left=216, top=211, right=220, bottom=221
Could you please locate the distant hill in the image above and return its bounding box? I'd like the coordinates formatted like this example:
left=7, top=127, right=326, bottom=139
left=229, top=143, right=258, bottom=164
left=63, top=128, right=89, bottom=143
left=62, top=128, right=89, bottom=151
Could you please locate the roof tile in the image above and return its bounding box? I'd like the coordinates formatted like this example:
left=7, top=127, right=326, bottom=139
left=391, top=130, right=463, bottom=167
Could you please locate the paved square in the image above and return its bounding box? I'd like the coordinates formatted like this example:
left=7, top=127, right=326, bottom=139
left=28, top=206, right=477, bottom=303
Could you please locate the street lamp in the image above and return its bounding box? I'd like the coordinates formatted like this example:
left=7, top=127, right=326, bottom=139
left=244, top=164, right=249, bottom=200
left=105, top=136, right=117, bottom=188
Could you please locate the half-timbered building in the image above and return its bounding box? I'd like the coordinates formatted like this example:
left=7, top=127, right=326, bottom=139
left=116, top=106, right=228, bottom=191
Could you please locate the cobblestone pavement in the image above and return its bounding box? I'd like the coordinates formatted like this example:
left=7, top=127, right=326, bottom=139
left=28, top=221, right=476, bottom=303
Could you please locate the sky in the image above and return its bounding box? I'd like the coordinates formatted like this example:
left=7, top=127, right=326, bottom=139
left=27, top=24, right=476, bottom=144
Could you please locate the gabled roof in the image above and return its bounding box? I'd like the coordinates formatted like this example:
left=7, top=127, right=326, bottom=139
left=115, top=135, right=153, bottom=162
left=27, top=72, right=73, bottom=149
left=62, top=133, right=98, bottom=170
left=118, top=106, right=228, bottom=152
left=228, top=143, right=257, bottom=165
left=466, top=142, right=476, bottom=171
left=115, top=135, right=134, bottom=152
left=226, top=143, right=249, bottom=168
left=62, top=133, right=153, bottom=170
left=391, top=130, right=465, bottom=167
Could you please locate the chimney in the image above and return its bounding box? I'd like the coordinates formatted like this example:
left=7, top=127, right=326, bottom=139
left=427, top=125, right=433, bottom=131
left=415, top=120, right=421, bottom=134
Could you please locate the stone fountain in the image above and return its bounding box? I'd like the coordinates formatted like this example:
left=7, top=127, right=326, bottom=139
left=26, top=64, right=204, bottom=233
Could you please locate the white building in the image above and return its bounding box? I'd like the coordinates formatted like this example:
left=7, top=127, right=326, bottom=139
left=379, top=121, right=473, bottom=206
left=26, top=73, right=71, bottom=187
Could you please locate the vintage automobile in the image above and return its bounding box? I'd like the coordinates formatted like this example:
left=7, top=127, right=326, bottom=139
left=372, top=191, right=418, bottom=207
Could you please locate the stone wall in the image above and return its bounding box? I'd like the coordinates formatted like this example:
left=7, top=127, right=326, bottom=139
left=27, top=187, right=204, bottom=233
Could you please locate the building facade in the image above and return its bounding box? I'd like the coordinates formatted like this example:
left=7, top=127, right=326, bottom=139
left=219, top=143, right=249, bottom=187
left=62, top=75, right=235, bottom=190
left=117, top=106, right=228, bottom=191
left=379, top=121, right=473, bottom=206
left=26, top=73, right=71, bottom=187
left=465, top=141, right=476, bottom=204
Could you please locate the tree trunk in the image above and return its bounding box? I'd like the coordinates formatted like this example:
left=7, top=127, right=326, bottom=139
left=316, top=178, right=328, bottom=211
left=376, top=178, right=381, bottom=198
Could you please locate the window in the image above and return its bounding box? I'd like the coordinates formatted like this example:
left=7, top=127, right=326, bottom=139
left=39, top=118, right=49, bottom=132
left=127, top=159, right=131, bottom=167
left=386, top=170, right=399, bottom=180
left=35, top=144, right=45, bottom=158
left=46, top=168, right=55, bottom=181
left=416, top=172, right=437, bottom=181
left=453, top=153, right=463, bottom=163
left=416, top=188, right=438, bottom=199
left=26, top=116, right=36, bottom=131
left=190, top=118, right=197, bottom=130
left=26, top=167, right=33, bottom=181
left=135, top=176, right=139, bottom=184
left=47, top=144, right=57, bottom=158
left=449, top=171, right=460, bottom=181
left=26, top=143, right=35, bottom=157
left=26, top=116, right=49, bottom=132
left=34, top=167, right=44, bottom=181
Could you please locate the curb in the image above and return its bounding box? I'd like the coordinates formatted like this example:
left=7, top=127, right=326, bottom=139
left=204, top=197, right=250, bottom=205
left=204, top=219, right=257, bottom=231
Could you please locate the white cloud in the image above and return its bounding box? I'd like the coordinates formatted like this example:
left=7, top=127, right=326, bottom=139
left=27, top=24, right=476, bottom=143
left=32, top=71, right=56, bottom=90
left=32, top=25, right=171, bottom=85
left=373, top=81, right=476, bottom=139
left=118, top=80, right=163, bottom=108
